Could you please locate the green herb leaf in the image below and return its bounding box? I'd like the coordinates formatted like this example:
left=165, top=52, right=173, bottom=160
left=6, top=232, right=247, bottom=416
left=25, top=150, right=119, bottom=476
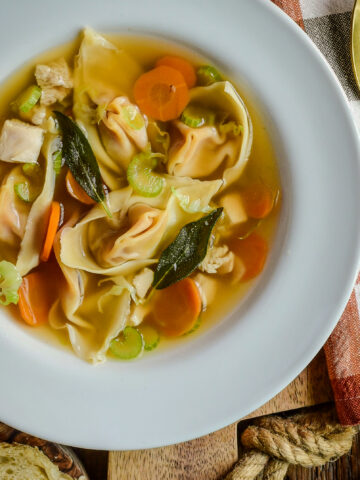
left=153, top=208, right=223, bottom=289
left=54, top=111, right=110, bottom=216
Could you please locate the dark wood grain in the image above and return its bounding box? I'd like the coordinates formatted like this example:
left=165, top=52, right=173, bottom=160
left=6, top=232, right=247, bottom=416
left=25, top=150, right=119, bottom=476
left=73, top=448, right=108, bottom=480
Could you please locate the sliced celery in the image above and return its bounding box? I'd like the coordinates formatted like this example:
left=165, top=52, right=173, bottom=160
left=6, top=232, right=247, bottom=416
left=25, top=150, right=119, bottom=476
left=53, top=150, right=63, bottom=175
left=14, top=182, right=32, bottom=202
left=196, top=65, right=222, bottom=86
left=120, top=105, right=145, bottom=130
left=22, top=163, right=41, bottom=177
left=0, top=261, right=22, bottom=306
left=137, top=324, right=160, bottom=351
left=181, top=105, right=216, bottom=128
left=127, top=152, right=164, bottom=197
left=110, top=327, right=144, bottom=360
left=15, top=85, right=42, bottom=113
left=183, top=316, right=201, bottom=336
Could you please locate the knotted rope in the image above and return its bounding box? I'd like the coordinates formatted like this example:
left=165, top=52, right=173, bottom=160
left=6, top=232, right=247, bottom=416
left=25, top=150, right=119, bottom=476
left=225, top=406, right=357, bottom=480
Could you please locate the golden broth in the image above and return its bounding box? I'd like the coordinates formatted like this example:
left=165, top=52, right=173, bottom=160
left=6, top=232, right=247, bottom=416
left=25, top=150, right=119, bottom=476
left=0, top=33, right=281, bottom=357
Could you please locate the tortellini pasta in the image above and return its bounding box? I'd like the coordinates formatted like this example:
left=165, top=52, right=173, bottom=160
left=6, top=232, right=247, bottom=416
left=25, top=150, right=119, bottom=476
left=99, top=96, right=148, bottom=171
left=167, top=81, right=253, bottom=188
left=0, top=134, right=56, bottom=274
left=60, top=176, right=222, bottom=276
left=50, top=219, right=133, bottom=363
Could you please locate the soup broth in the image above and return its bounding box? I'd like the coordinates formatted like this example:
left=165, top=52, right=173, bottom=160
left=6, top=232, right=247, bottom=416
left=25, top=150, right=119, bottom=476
left=0, top=30, right=281, bottom=363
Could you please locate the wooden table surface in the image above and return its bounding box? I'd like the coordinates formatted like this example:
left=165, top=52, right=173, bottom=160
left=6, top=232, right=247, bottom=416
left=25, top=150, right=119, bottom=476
left=71, top=349, right=360, bottom=479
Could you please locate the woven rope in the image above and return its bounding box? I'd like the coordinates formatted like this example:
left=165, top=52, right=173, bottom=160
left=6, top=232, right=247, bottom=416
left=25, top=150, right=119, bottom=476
left=262, top=460, right=289, bottom=480
left=225, top=406, right=356, bottom=480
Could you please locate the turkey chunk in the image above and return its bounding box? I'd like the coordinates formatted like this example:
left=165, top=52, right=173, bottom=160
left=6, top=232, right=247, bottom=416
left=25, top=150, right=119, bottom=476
left=35, top=58, right=73, bottom=106
left=0, top=119, right=44, bottom=164
left=193, top=273, right=218, bottom=310
left=199, top=245, right=234, bottom=275
left=20, top=105, right=48, bottom=126
left=132, top=268, right=154, bottom=299
left=219, top=192, right=248, bottom=225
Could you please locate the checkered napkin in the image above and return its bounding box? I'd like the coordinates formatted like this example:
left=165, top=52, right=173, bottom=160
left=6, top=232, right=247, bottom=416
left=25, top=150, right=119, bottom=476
left=272, top=0, right=360, bottom=425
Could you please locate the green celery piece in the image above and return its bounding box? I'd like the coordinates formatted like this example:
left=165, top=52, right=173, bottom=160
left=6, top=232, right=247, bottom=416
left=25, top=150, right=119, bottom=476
left=196, top=65, right=222, bottom=86
left=110, top=327, right=144, bottom=360
left=16, top=85, right=42, bottom=113
left=127, top=152, right=164, bottom=197
left=14, top=182, right=32, bottom=202
left=181, top=104, right=216, bottom=128
left=137, top=324, right=160, bottom=351
left=0, top=261, right=22, bottom=306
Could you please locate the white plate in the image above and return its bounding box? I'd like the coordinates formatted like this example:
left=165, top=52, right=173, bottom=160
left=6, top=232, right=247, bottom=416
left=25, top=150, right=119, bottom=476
left=0, top=0, right=360, bottom=450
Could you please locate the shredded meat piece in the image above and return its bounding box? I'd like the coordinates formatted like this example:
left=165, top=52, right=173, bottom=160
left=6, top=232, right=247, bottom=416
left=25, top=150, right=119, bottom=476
left=132, top=268, right=154, bottom=299
left=199, top=245, right=234, bottom=275
left=20, top=105, right=48, bottom=126
left=0, top=119, right=44, bottom=164
left=35, top=58, right=73, bottom=106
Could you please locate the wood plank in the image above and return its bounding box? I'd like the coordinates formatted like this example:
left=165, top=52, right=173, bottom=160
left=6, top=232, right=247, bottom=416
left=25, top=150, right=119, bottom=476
left=108, top=350, right=333, bottom=480
left=73, top=449, right=108, bottom=480
left=108, top=423, right=237, bottom=480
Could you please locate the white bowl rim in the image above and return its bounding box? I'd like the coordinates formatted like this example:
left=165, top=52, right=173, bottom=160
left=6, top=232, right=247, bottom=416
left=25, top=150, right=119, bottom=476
left=0, top=0, right=359, bottom=450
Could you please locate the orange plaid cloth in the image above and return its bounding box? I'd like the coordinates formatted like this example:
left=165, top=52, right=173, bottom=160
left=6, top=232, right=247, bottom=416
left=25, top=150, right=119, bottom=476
left=273, top=0, right=360, bottom=425
left=324, top=274, right=360, bottom=425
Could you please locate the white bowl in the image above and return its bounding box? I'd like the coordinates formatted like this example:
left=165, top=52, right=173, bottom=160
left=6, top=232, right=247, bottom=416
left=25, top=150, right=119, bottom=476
left=0, top=0, right=360, bottom=450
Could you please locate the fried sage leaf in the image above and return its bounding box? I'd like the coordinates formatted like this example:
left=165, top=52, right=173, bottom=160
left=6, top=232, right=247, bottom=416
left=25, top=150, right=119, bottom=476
left=54, top=111, right=111, bottom=216
left=153, top=208, right=223, bottom=289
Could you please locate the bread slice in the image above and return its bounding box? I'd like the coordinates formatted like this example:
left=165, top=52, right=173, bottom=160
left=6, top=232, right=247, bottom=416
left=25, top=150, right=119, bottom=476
left=0, top=443, right=73, bottom=480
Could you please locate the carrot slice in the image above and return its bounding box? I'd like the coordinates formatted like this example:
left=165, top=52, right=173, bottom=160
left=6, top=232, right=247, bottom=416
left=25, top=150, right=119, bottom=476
left=152, top=278, right=201, bottom=337
left=40, top=201, right=61, bottom=262
left=242, top=183, right=274, bottom=219
left=66, top=170, right=96, bottom=205
left=133, top=66, right=189, bottom=121
left=18, top=272, right=53, bottom=326
left=156, top=56, right=196, bottom=88
left=228, top=233, right=268, bottom=281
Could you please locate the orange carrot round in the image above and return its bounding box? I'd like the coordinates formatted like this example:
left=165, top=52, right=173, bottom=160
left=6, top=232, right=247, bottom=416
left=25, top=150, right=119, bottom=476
left=242, top=183, right=274, bottom=219
left=155, top=55, right=196, bottom=88
left=66, top=170, right=96, bottom=205
left=228, top=233, right=268, bottom=281
left=18, top=272, right=52, bottom=325
left=40, top=201, right=61, bottom=263
left=133, top=66, right=189, bottom=121
left=152, top=278, right=201, bottom=337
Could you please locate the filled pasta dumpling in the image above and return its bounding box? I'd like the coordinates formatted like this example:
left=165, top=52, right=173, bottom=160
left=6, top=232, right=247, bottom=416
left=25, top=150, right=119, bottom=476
left=167, top=81, right=253, bottom=188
